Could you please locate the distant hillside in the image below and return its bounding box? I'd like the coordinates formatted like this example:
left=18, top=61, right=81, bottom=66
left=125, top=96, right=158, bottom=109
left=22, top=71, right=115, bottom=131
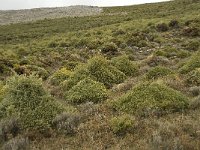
left=0, top=6, right=102, bottom=25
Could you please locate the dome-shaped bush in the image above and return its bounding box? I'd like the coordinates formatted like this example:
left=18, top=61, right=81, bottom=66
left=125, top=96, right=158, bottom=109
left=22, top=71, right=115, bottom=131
left=50, top=68, right=72, bottom=85
left=111, top=55, right=139, bottom=76
left=146, top=66, right=173, bottom=80
left=112, top=82, right=188, bottom=115
left=87, top=56, right=126, bottom=88
left=3, top=75, right=64, bottom=130
left=65, top=78, right=107, bottom=104
left=61, top=56, right=126, bottom=90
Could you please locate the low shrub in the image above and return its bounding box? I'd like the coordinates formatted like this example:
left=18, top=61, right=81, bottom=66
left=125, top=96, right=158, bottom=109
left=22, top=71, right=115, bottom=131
left=112, top=82, right=188, bottom=115
left=3, top=75, right=64, bottom=130
left=52, top=112, right=81, bottom=135
left=169, top=20, right=179, bottom=28
left=145, top=55, right=170, bottom=67
left=186, top=68, right=200, bottom=86
left=50, top=68, right=72, bottom=85
left=2, top=137, right=29, bottom=150
left=65, top=78, right=107, bottom=104
left=146, top=66, right=173, bottom=80
left=101, top=42, right=118, bottom=54
left=189, top=86, right=200, bottom=97
left=183, top=40, right=200, bottom=51
left=0, top=117, right=20, bottom=143
left=182, top=27, right=200, bottom=37
left=109, top=114, right=134, bottom=135
left=179, top=51, right=200, bottom=74
left=154, top=47, right=190, bottom=59
left=111, top=55, right=139, bottom=76
left=156, top=23, right=169, bottom=32
left=14, top=65, right=49, bottom=79
left=189, top=96, right=200, bottom=109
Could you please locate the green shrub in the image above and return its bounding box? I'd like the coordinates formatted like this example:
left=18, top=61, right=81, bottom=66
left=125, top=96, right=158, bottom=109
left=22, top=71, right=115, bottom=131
left=186, top=68, right=200, bottom=86
left=60, top=64, right=91, bottom=91
left=112, top=82, right=188, bottom=115
left=110, top=114, right=134, bottom=135
left=50, top=68, right=72, bottom=85
left=101, top=42, right=118, bottom=54
left=3, top=75, right=64, bottom=130
left=155, top=47, right=190, bottom=59
left=87, top=56, right=126, bottom=87
left=179, top=51, right=200, bottom=74
left=111, top=55, right=139, bottom=76
left=184, top=40, right=200, bottom=51
left=65, top=78, right=107, bottom=104
left=146, top=66, right=173, bottom=80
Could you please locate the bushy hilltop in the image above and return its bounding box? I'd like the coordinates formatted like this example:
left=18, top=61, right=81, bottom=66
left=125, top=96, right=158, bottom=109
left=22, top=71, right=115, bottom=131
left=0, top=0, right=200, bottom=149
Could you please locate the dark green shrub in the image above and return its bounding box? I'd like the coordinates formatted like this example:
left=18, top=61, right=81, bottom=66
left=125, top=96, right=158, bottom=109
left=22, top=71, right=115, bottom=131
left=48, top=41, right=59, bottom=48
left=3, top=75, right=64, bottom=130
left=111, top=55, right=139, bottom=76
left=146, top=66, right=173, bottom=80
left=110, top=114, right=134, bottom=135
left=169, top=20, right=179, bottom=28
left=112, top=82, right=188, bottom=115
left=186, top=68, right=200, bottom=86
left=65, top=78, right=107, bottom=104
left=156, top=23, right=169, bottom=32
left=101, top=42, right=118, bottom=54
left=50, top=68, right=72, bottom=85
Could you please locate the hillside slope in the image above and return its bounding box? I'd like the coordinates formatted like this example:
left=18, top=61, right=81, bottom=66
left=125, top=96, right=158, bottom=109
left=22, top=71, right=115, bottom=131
left=0, top=0, right=200, bottom=149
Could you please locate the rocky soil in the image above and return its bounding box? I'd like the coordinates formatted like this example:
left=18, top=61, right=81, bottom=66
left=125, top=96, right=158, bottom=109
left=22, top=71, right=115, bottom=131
left=0, top=6, right=103, bottom=25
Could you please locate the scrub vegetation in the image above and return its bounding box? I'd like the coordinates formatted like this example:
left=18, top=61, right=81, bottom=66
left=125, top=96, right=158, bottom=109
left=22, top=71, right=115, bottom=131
left=0, top=0, right=200, bottom=149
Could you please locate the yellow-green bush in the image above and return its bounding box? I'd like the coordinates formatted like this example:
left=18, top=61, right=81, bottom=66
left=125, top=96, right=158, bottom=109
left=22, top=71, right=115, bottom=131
left=87, top=56, right=126, bottom=88
left=112, top=82, right=188, bottom=115
left=111, top=55, right=139, bottom=76
left=2, top=75, right=64, bottom=130
left=60, top=64, right=91, bottom=91
left=62, top=56, right=126, bottom=90
left=179, top=51, right=200, bottom=74
left=110, top=114, right=134, bottom=135
left=146, top=66, right=173, bottom=80
left=50, top=68, right=72, bottom=85
left=65, top=78, right=107, bottom=104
